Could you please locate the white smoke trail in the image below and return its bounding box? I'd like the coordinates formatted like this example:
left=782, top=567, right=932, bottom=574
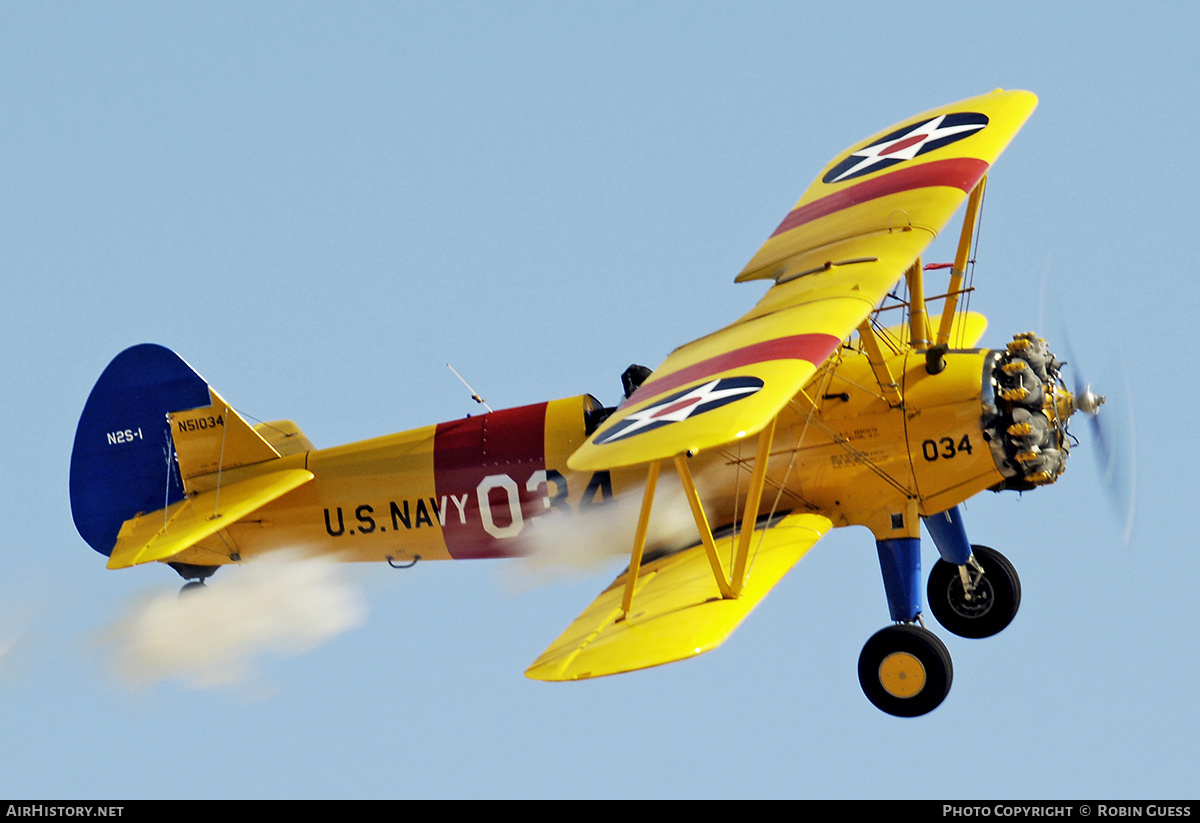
left=106, top=551, right=366, bottom=690
left=0, top=599, right=41, bottom=687
left=505, top=473, right=702, bottom=590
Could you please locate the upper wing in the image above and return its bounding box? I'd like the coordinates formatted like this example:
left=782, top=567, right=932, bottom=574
left=569, top=89, right=1036, bottom=472
left=869, top=309, right=989, bottom=354
left=526, top=512, right=831, bottom=681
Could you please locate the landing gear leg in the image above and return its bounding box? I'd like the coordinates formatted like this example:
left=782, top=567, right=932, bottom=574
left=865, top=534, right=953, bottom=716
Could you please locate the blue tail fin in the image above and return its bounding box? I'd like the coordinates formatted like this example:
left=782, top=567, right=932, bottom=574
left=70, top=345, right=211, bottom=557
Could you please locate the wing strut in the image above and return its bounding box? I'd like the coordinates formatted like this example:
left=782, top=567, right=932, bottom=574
left=906, top=257, right=931, bottom=351
left=674, top=454, right=733, bottom=599
left=619, top=459, right=661, bottom=617
left=620, top=416, right=779, bottom=616
left=936, top=175, right=987, bottom=347
left=857, top=320, right=904, bottom=406
left=731, top=415, right=776, bottom=596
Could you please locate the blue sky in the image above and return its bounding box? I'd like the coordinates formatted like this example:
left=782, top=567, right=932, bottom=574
left=2, top=2, right=1197, bottom=798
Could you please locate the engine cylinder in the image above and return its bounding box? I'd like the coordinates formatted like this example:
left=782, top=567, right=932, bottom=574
left=982, top=333, right=1072, bottom=489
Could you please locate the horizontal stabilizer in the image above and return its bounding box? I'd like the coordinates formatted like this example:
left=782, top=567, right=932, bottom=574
left=106, top=469, right=314, bottom=570
left=525, top=512, right=830, bottom=681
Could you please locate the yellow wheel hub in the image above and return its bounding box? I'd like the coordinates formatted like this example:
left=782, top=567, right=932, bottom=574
left=878, top=651, right=927, bottom=698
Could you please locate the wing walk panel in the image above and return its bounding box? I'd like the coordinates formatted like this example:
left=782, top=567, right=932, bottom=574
left=525, top=512, right=831, bottom=681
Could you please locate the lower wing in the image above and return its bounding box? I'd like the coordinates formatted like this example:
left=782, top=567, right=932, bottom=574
left=526, top=512, right=831, bottom=681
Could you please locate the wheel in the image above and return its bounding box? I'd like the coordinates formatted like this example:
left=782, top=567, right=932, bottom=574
left=179, top=580, right=207, bottom=596
left=858, top=624, right=953, bottom=717
left=927, top=544, right=1021, bottom=639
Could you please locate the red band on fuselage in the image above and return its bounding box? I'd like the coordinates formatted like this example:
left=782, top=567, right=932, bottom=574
left=771, top=157, right=990, bottom=239
left=623, top=333, right=841, bottom=409
left=433, top=403, right=547, bottom=559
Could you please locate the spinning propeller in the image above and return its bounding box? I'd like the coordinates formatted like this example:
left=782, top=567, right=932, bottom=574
left=1060, top=338, right=1137, bottom=545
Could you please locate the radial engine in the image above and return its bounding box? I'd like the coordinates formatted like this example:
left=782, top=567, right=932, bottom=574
left=982, top=332, right=1097, bottom=490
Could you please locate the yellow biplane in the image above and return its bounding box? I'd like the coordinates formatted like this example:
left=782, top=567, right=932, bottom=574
left=70, top=89, right=1097, bottom=716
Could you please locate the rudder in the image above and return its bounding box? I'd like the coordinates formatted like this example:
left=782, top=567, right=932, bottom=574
left=70, top=344, right=284, bottom=560
left=70, top=345, right=211, bottom=557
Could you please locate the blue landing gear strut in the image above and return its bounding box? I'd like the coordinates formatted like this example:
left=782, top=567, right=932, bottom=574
left=860, top=532, right=951, bottom=717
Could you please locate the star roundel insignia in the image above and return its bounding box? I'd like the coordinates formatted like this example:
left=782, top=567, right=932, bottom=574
left=594, top=376, right=765, bottom=446
left=821, top=112, right=989, bottom=185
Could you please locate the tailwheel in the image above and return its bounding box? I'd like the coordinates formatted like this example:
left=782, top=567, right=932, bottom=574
left=179, top=580, right=208, bottom=596
left=858, top=624, right=953, bottom=717
left=927, top=545, right=1021, bottom=639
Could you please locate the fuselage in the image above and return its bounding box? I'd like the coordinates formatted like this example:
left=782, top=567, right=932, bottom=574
left=167, top=339, right=1065, bottom=569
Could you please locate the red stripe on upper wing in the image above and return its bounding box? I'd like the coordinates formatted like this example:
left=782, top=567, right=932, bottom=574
left=622, top=333, right=841, bottom=409
left=770, top=157, right=990, bottom=239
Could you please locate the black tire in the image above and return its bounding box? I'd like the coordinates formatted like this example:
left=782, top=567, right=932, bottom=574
left=179, top=580, right=207, bottom=596
left=927, top=544, right=1021, bottom=639
left=858, top=624, right=953, bottom=717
